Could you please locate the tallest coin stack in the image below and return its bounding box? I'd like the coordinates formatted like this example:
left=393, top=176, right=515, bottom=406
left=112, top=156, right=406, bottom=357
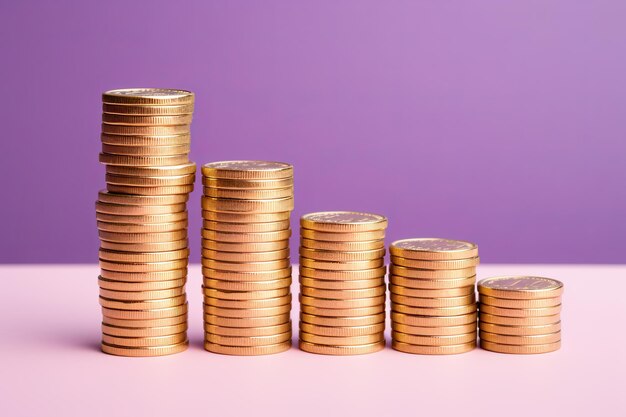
left=96, top=88, right=196, bottom=357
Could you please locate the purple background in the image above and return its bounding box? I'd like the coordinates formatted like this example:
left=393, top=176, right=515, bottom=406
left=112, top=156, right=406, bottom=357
left=1, top=1, right=624, bottom=264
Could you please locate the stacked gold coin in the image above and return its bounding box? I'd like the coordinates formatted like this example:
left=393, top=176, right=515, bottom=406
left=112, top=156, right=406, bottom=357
left=389, top=238, right=479, bottom=355
left=201, top=161, right=294, bottom=355
left=298, top=212, right=388, bottom=355
left=478, top=276, right=563, bottom=354
left=96, top=88, right=195, bottom=357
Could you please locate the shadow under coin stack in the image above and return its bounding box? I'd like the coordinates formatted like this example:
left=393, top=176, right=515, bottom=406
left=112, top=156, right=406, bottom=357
left=478, top=276, right=563, bottom=354
left=96, top=88, right=195, bottom=357
left=201, top=161, right=295, bottom=355
left=298, top=212, right=388, bottom=355
left=389, top=238, right=479, bottom=355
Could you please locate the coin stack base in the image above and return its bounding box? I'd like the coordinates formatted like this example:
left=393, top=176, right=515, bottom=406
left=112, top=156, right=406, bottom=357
left=478, top=276, right=564, bottom=354
left=298, top=211, right=388, bottom=355
left=389, top=238, right=479, bottom=355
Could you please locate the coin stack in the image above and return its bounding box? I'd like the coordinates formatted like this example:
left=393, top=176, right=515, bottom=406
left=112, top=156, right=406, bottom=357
left=96, top=88, right=195, bottom=357
left=201, top=161, right=294, bottom=355
left=389, top=238, right=479, bottom=355
left=478, top=276, right=563, bottom=354
left=298, top=212, right=388, bottom=355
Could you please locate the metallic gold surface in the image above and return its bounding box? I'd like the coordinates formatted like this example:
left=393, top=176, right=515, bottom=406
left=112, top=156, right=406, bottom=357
left=203, top=277, right=292, bottom=292
left=389, top=264, right=476, bottom=279
left=99, top=287, right=185, bottom=301
left=203, top=304, right=291, bottom=318
left=299, top=322, right=385, bottom=337
left=392, top=322, right=476, bottom=336
left=101, top=340, right=189, bottom=357
left=479, top=340, right=561, bottom=354
left=478, top=276, right=565, bottom=299
left=300, top=211, right=388, bottom=232
left=201, top=229, right=291, bottom=243
left=389, top=275, right=476, bottom=289
left=101, top=332, right=187, bottom=347
left=103, top=103, right=194, bottom=116
left=204, top=341, right=291, bottom=356
left=105, top=173, right=195, bottom=187
left=390, top=293, right=475, bottom=308
left=102, top=314, right=187, bottom=328
left=390, top=238, right=478, bottom=260
left=97, top=220, right=188, bottom=233
left=390, top=311, right=477, bottom=327
left=98, top=259, right=188, bottom=273
left=99, top=294, right=186, bottom=310
left=299, top=276, right=385, bottom=290
left=202, top=267, right=292, bottom=282
left=98, top=277, right=187, bottom=292
left=392, top=331, right=476, bottom=346
left=201, top=196, right=294, bottom=213
left=298, top=340, right=385, bottom=355
left=392, top=340, right=475, bottom=355
left=201, top=239, right=289, bottom=253
left=204, top=186, right=293, bottom=200
left=299, top=313, right=385, bottom=327
left=102, top=88, right=194, bottom=105
left=99, top=153, right=189, bottom=166
left=98, top=230, right=188, bottom=243
left=101, top=303, right=188, bottom=320
left=101, top=133, right=191, bottom=147
left=479, top=330, right=561, bottom=345
left=96, top=211, right=188, bottom=224
left=299, top=294, right=385, bottom=309
left=105, top=162, right=196, bottom=177
left=479, top=321, right=561, bottom=336
left=101, top=124, right=190, bottom=136
left=300, top=238, right=384, bottom=251
left=300, top=286, right=385, bottom=300
left=106, top=184, right=194, bottom=196
left=102, top=144, right=190, bottom=156
left=96, top=201, right=187, bottom=216
left=204, top=314, right=291, bottom=328
left=205, top=331, right=292, bottom=347
left=201, top=248, right=289, bottom=262
left=202, top=177, right=293, bottom=189
left=202, top=210, right=291, bottom=223
left=298, top=257, right=384, bottom=271
left=201, top=258, right=290, bottom=272
left=98, top=248, right=188, bottom=263
left=102, top=113, right=193, bottom=126
left=202, top=219, right=290, bottom=233
left=391, top=303, right=476, bottom=316
left=478, top=304, right=562, bottom=318
left=300, top=304, right=385, bottom=317
left=478, top=312, right=561, bottom=326
left=203, top=294, right=291, bottom=309
left=205, top=322, right=292, bottom=337
left=299, top=332, right=383, bottom=346
left=299, top=247, right=385, bottom=262
left=299, top=266, right=386, bottom=280
left=389, top=284, right=474, bottom=298
left=479, top=295, right=562, bottom=309
left=201, top=160, right=293, bottom=179
left=300, top=228, right=385, bottom=242
left=391, top=256, right=480, bottom=270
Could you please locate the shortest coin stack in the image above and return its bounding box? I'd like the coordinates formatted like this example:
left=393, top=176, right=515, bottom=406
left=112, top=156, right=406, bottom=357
left=298, top=211, right=388, bottom=355
left=478, top=276, right=564, bottom=354
left=389, top=238, right=480, bottom=355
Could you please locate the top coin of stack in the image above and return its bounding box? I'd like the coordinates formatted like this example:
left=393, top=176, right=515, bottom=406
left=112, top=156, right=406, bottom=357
left=96, top=88, right=195, bottom=357
left=478, top=276, right=564, bottom=354
left=298, top=211, right=388, bottom=355
left=389, top=238, right=479, bottom=355
left=201, top=161, right=295, bottom=356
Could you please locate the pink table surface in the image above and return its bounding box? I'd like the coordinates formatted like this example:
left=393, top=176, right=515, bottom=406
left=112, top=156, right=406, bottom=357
left=1, top=264, right=624, bottom=417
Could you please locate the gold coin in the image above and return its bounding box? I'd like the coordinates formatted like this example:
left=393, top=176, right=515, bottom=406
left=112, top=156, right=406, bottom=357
left=99, top=268, right=187, bottom=282
left=99, top=259, right=188, bottom=273
left=300, top=229, right=385, bottom=242
left=102, top=323, right=188, bottom=337
left=392, top=340, right=475, bottom=355
left=205, top=331, right=292, bottom=347
left=99, top=152, right=189, bottom=166
left=203, top=277, right=292, bottom=292
left=299, top=322, right=385, bottom=337
left=204, top=186, right=293, bottom=200
left=204, top=313, right=291, bottom=328
left=102, top=88, right=194, bottom=105
left=101, top=143, right=190, bottom=156
left=299, top=276, right=385, bottom=290
left=299, top=258, right=384, bottom=271
left=202, top=177, right=293, bottom=189
left=478, top=276, right=565, bottom=299
left=390, top=311, right=477, bottom=327
left=392, top=331, right=476, bottom=346
left=106, top=184, right=194, bottom=196
left=105, top=173, right=195, bottom=187
left=102, top=113, right=193, bottom=126
left=101, top=124, right=190, bottom=136
left=389, top=264, right=476, bottom=279
left=202, top=267, right=292, bottom=282
left=105, top=162, right=196, bottom=177
left=202, top=239, right=289, bottom=253
left=99, top=287, right=185, bottom=301
left=203, top=304, right=291, bottom=318
left=102, top=313, right=187, bottom=328
left=299, top=247, right=385, bottom=262
left=101, top=133, right=191, bottom=147
left=204, top=341, right=291, bottom=356
left=103, top=103, right=194, bottom=115
left=102, top=303, right=188, bottom=320
left=201, top=196, right=294, bottom=213
left=299, top=340, right=384, bottom=355
left=299, top=294, right=385, bottom=309
left=300, top=312, right=385, bottom=327
left=299, top=266, right=386, bottom=280
left=98, top=190, right=188, bottom=206
left=201, top=229, right=291, bottom=243
left=392, top=322, right=476, bottom=336
left=201, top=258, right=290, bottom=272
left=99, top=248, right=188, bottom=263
left=202, top=248, right=289, bottom=262
left=101, top=340, right=189, bottom=357
left=202, top=220, right=290, bottom=233
left=96, top=201, right=187, bottom=216
left=99, top=294, right=186, bottom=310
left=96, top=211, right=188, bottom=224
left=480, top=340, right=561, bottom=354
left=300, top=332, right=383, bottom=346
left=300, top=212, right=388, bottom=232
left=389, top=275, right=476, bottom=289
left=390, top=293, right=476, bottom=308
left=99, top=239, right=188, bottom=253
left=300, top=304, right=385, bottom=317
left=479, top=304, right=562, bottom=318
left=479, top=330, right=561, bottom=345
left=478, top=312, right=561, bottom=326
left=205, top=322, right=292, bottom=337
left=479, top=295, right=562, bottom=309
left=391, top=303, right=476, bottom=316
left=300, top=238, right=384, bottom=251
left=99, top=277, right=186, bottom=291
left=202, top=210, right=291, bottom=223
left=202, top=160, right=293, bottom=179
left=390, top=238, right=478, bottom=260
left=300, top=286, right=385, bottom=300
left=391, top=256, right=480, bottom=270
left=203, top=294, right=292, bottom=309
left=98, top=230, right=187, bottom=244
left=202, top=286, right=290, bottom=300
left=479, top=321, right=561, bottom=336
left=97, top=220, right=188, bottom=233
left=389, top=284, right=474, bottom=298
